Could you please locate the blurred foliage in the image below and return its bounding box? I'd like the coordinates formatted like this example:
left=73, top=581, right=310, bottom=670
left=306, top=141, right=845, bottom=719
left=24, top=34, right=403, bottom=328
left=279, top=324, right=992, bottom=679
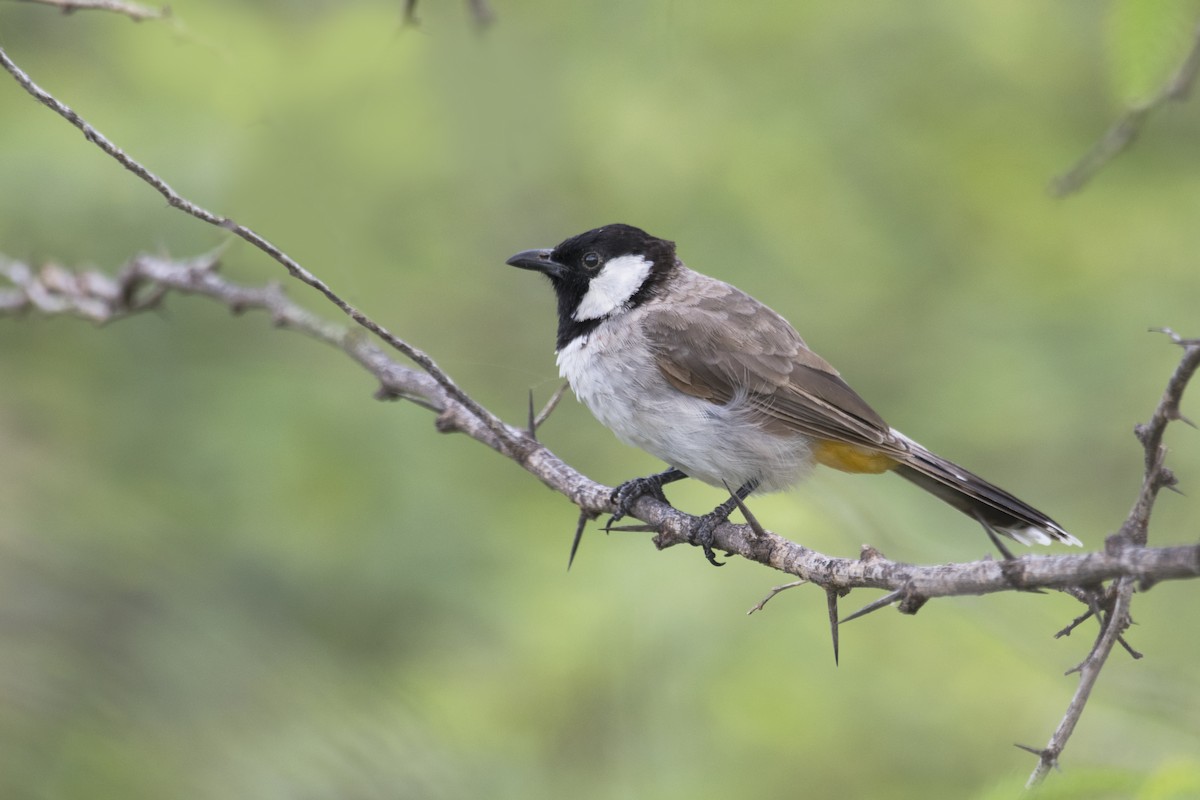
left=1106, top=0, right=1200, bottom=103
left=1, top=1, right=1199, bottom=798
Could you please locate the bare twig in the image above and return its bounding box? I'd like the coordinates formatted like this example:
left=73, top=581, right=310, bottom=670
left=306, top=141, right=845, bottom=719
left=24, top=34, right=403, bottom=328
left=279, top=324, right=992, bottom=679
left=8, top=0, right=168, bottom=21
left=1024, top=332, right=1200, bottom=787
left=0, top=46, right=525, bottom=463
left=532, top=383, right=569, bottom=435
left=1053, top=607, right=1096, bottom=640
left=1024, top=577, right=1135, bottom=786
left=1122, top=329, right=1200, bottom=544
left=1052, top=21, right=1200, bottom=196
left=746, top=580, right=808, bottom=614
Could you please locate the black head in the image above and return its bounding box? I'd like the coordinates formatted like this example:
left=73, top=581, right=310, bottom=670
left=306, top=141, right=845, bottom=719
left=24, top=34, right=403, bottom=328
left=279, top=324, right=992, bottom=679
left=505, top=224, right=677, bottom=348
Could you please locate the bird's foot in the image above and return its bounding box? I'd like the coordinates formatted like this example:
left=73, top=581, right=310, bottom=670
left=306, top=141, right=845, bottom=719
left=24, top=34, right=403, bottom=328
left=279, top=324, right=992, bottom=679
left=606, top=474, right=672, bottom=530
left=690, top=480, right=759, bottom=567
left=691, top=508, right=732, bottom=567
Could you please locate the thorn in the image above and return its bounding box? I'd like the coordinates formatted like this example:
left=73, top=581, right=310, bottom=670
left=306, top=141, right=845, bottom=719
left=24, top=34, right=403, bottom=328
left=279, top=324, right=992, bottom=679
left=725, top=480, right=767, bottom=539
left=567, top=509, right=589, bottom=570
left=1053, top=608, right=1096, bottom=639
left=527, top=389, right=537, bottom=441
left=1014, top=743, right=1045, bottom=757
left=746, top=579, right=807, bottom=615
left=1150, top=326, right=1179, bottom=342
left=1151, top=327, right=1200, bottom=347
left=825, top=588, right=841, bottom=666
left=602, top=523, right=658, bottom=533
left=839, top=589, right=903, bottom=626
left=1116, top=634, right=1144, bottom=660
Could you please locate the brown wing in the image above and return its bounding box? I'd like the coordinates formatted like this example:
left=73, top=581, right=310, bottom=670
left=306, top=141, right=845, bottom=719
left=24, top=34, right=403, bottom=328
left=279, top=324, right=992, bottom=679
left=643, top=276, right=903, bottom=453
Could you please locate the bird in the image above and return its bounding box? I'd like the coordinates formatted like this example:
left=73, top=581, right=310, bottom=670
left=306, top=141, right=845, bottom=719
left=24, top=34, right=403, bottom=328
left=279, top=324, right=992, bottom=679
left=504, top=224, right=1080, bottom=565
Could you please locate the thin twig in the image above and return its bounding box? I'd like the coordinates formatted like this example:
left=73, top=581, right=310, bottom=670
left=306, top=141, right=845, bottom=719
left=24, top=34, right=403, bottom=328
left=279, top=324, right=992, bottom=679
left=746, top=580, right=808, bottom=615
left=1051, top=21, right=1200, bottom=196
left=8, top=0, right=167, bottom=21
left=1025, top=578, right=1134, bottom=787
left=1024, top=332, right=1200, bottom=787
left=1121, top=330, right=1200, bottom=545
left=1053, top=607, right=1096, bottom=640
left=0, top=47, right=523, bottom=461
left=532, top=383, right=569, bottom=433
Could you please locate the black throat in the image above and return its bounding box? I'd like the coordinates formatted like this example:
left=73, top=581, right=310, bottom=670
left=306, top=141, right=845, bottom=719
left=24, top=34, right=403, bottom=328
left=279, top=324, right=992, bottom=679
left=554, top=295, right=603, bottom=351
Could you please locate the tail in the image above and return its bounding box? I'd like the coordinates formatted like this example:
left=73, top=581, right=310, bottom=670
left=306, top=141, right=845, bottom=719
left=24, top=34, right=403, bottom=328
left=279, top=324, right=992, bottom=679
left=892, top=435, right=1080, bottom=547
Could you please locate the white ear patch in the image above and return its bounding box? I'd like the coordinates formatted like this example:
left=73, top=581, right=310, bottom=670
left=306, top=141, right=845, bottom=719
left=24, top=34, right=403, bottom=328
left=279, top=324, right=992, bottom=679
left=573, top=254, right=652, bottom=321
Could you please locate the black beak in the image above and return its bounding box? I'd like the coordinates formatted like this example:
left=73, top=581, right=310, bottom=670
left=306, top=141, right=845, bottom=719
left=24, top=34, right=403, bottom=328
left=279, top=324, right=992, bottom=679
left=505, top=248, right=564, bottom=278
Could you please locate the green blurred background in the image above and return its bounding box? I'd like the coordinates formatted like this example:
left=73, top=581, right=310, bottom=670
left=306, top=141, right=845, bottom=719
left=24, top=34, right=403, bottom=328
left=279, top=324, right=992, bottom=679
left=2, top=1, right=1199, bottom=797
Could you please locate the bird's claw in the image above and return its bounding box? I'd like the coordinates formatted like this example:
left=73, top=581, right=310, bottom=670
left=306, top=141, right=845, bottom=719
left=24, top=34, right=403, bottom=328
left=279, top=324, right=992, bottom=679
left=605, top=476, right=669, bottom=530
left=692, top=511, right=728, bottom=567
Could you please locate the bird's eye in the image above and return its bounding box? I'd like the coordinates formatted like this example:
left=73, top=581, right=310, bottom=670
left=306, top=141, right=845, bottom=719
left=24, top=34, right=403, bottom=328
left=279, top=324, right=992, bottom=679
left=582, top=252, right=601, bottom=270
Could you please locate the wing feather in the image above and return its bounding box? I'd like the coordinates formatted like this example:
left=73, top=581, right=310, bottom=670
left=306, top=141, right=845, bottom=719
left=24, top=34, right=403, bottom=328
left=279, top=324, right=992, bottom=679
left=642, top=278, right=903, bottom=454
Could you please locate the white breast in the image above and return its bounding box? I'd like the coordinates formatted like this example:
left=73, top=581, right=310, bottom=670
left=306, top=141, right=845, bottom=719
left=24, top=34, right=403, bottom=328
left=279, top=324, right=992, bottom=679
left=555, top=317, right=815, bottom=493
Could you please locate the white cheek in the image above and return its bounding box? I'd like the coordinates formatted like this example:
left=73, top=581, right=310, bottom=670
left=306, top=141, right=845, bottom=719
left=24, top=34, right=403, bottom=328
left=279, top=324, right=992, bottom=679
left=573, top=255, right=652, bottom=321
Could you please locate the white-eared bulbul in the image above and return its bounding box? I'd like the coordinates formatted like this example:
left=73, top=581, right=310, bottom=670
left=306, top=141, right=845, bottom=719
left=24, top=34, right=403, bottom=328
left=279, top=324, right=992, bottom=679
left=506, top=224, right=1078, bottom=565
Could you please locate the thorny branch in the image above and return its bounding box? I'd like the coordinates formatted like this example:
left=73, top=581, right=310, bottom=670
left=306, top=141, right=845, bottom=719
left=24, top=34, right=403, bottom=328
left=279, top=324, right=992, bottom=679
left=7, top=0, right=168, bottom=22
left=4, top=252, right=1198, bottom=606
left=0, top=45, right=524, bottom=465
left=1052, top=20, right=1200, bottom=196
left=2, top=35, right=1199, bottom=789
left=1024, top=331, right=1200, bottom=788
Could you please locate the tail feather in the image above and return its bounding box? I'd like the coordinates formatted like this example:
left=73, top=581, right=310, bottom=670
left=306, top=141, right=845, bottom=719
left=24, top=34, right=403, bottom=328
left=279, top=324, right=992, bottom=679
left=892, top=437, right=1080, bottom=547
